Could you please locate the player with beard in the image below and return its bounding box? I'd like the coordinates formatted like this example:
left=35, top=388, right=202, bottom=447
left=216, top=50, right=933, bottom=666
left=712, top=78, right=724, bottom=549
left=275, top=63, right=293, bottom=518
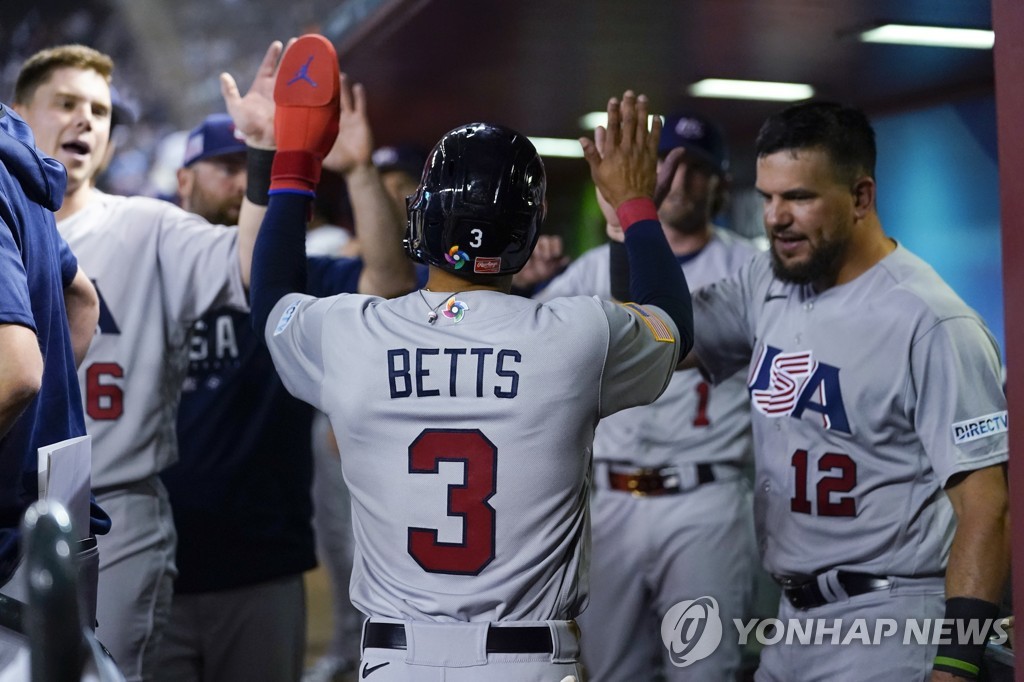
left=537, top=113, right=760, bottom=681
left=175, top=114, right=248, bottom=226
left=686, top=101, right=1008, bottom=682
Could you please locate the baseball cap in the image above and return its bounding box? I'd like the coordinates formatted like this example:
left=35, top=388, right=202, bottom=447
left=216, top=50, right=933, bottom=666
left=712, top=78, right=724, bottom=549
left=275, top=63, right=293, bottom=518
left=372, top=144, right=427, bottom=180
left=182, top=113, right=247, bottom=167
left=658, top=112, right=729, bottom=175
left=109, top=85, right=137, bottom=128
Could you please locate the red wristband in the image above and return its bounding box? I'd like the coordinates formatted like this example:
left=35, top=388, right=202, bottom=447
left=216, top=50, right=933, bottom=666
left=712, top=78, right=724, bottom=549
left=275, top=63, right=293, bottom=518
left=270, top=150, right=322, bottom=195
left=616, top=197, right=658, bottom=232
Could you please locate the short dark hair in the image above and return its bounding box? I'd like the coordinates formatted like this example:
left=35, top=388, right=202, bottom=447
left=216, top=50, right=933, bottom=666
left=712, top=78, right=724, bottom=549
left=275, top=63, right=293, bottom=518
left=14, top=44, right=114, bottom=106
left=755, top=101, right=876, bottom=185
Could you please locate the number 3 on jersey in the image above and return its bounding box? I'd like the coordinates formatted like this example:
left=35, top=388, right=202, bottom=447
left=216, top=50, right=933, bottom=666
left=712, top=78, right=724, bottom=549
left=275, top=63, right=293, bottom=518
left=407, top=429, right=497, bottom=575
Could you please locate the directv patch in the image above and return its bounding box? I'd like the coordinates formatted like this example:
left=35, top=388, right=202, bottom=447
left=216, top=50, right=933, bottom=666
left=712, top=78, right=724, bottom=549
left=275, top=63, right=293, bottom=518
left=273, top=301, right=300, bottom=336
left=951, top=410, right=1008, bottom=445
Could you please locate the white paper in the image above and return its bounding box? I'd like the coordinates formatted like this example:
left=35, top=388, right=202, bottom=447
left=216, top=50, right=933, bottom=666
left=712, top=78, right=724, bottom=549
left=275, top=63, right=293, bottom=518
left=37, top=435, right=91, bottom=541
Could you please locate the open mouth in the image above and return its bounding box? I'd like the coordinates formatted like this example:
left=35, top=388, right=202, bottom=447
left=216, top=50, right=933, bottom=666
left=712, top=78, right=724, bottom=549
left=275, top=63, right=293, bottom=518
left=773, top=233, right=807, bottom=254
left=61, top=140, right=91, bottom=156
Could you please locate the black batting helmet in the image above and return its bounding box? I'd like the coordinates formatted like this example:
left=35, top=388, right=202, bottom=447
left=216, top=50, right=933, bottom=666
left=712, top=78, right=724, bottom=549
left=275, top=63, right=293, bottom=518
left=404, top=123, right=546, bottom=276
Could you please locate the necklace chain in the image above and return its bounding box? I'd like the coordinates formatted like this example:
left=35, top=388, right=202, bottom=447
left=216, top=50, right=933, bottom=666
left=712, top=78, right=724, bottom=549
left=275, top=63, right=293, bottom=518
left=418, top=289, right=464, bottom=324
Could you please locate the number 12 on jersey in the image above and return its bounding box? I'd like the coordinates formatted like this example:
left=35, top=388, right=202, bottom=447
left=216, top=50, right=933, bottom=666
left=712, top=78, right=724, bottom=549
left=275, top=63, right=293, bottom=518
left=790, top=449, right=857, bottom=517
left=407, top=429, right=497, bottom=575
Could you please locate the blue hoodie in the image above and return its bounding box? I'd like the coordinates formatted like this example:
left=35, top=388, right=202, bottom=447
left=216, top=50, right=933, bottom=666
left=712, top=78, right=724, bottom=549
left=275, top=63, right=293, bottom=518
left=0, top=102, right=88, bottom=582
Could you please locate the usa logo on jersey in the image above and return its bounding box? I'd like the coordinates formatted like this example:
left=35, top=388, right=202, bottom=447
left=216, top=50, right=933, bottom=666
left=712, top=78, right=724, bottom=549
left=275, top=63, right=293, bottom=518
left=747, top=345, right=851, bottom=434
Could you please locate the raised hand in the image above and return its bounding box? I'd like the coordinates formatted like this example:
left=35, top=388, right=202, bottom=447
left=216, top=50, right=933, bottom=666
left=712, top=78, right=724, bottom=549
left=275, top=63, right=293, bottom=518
left=323, top=73, right=374, bottom=175
left=512, top=235, right=570, bottom=289
left=220, top=39, right=290, bottom=150
left=653, top=146, right=687, bottom=207
left=579, top=91, right=661, bottom=209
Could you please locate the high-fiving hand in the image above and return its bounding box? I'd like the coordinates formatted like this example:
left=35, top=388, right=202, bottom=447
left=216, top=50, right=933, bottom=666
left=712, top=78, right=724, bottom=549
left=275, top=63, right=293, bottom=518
left=323, top=74, right=374, bottom=175
left=579, top=90, right=661, bottom=210
left=220, top=39, right=290, bottom=150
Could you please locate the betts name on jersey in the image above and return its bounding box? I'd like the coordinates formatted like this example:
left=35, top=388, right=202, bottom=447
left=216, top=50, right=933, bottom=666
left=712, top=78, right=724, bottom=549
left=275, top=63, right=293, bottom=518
left=388, top=346, right=522, bottom=399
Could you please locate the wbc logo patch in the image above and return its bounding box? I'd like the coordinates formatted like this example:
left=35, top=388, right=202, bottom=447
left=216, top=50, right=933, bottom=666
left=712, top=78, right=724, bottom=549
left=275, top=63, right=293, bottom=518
left=273, top=301, right=299, bottom=336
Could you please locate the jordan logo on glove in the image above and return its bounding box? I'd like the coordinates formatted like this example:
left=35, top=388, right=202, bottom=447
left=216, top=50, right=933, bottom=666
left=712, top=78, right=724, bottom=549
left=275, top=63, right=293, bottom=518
left=286, top=55, right=319, bottom=88
left=270, top=34, right=341, bottom=196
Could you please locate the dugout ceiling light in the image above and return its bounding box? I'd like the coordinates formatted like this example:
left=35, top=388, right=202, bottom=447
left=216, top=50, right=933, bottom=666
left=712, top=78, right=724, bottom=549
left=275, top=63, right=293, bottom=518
left=577, top=113, right=662, bottom=131
left=858, top=24, right=994, bottom=49
left=529, top=137, right=585, bottom=158
left=686, top=79, right=815, bottom=102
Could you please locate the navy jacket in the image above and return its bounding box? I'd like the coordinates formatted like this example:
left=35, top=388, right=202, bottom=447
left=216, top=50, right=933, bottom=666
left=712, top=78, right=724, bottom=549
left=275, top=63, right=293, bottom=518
left=0, top=103, right=85, bottom=581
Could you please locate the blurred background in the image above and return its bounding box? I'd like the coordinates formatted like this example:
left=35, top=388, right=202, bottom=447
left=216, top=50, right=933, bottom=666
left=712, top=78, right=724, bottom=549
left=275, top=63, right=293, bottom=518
left=0, top=0, right=1001, bottom=353
left=0, top=0, right=1008, bottom=670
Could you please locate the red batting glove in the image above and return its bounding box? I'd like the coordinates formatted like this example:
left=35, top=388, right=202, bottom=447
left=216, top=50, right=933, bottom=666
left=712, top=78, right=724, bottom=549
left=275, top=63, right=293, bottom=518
left=270, top=34, right=341, bottom=196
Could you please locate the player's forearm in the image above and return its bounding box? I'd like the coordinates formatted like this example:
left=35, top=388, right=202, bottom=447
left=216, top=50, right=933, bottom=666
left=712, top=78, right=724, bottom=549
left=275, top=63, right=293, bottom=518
left=934, top=468, right=1009, bottom=680
left=64, top=266, right=99, bottom=367
left=0, top=324, right=44, bottom=440
left=236, top=147, right=275, bottom=289
left=236, top=198, right=267, bottom=289
left=619, top=199, right=694, bottom=355
left=250, top=193, right=310, bottom=334
left=346, top=163, right=416, bottom=298
left=608, top=240, right=630, bottom=302
left=945, top=476, right=1010, bottom=602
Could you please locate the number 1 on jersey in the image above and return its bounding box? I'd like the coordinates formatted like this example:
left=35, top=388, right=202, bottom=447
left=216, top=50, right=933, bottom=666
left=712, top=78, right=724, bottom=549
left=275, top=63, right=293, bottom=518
left=407, top=429, right=497, bottom=575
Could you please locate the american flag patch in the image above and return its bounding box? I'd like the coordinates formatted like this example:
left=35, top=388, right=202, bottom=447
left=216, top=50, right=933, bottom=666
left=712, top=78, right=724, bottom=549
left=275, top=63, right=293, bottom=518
left=750, top=348, right=815, bottom=418
left=622, top=302, right=674, bottom=343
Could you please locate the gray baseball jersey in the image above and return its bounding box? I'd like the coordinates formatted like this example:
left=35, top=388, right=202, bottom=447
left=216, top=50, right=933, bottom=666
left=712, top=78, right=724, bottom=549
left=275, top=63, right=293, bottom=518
left=538, top=228, right=759, bottom=467
left=692, top=244, right=1008, bottom=578
left=57, top=190, right=247, bottom=488
left=265, top=289, right=681, bottom=621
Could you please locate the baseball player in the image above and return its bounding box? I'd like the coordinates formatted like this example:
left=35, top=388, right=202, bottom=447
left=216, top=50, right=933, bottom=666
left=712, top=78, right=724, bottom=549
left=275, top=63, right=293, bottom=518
left=251, top=74, right=692, bottom=680
left=159, top=62, right=416, bottom=681
left=12, top=42, right=282, bottom=680
left=538, top=112, right=760, bottom=680
left=174, top=113, right=248, bottom=226
left=687, top=102, right=1009, bottom=681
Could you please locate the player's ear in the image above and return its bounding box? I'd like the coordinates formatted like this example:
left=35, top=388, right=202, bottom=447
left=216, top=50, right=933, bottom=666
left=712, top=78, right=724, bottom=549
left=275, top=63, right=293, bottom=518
left=851, top=176, right=875, bottom=220
left=176, top=167, right=194, bottom=206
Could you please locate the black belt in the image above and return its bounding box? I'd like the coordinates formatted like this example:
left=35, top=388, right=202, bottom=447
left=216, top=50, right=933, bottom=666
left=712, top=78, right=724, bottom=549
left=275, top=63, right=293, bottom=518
left=777, top=571, right=892, bottom=610
left=606, top=463, right=715, bottom=496
left=363, top=622, right=554, bottom=654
